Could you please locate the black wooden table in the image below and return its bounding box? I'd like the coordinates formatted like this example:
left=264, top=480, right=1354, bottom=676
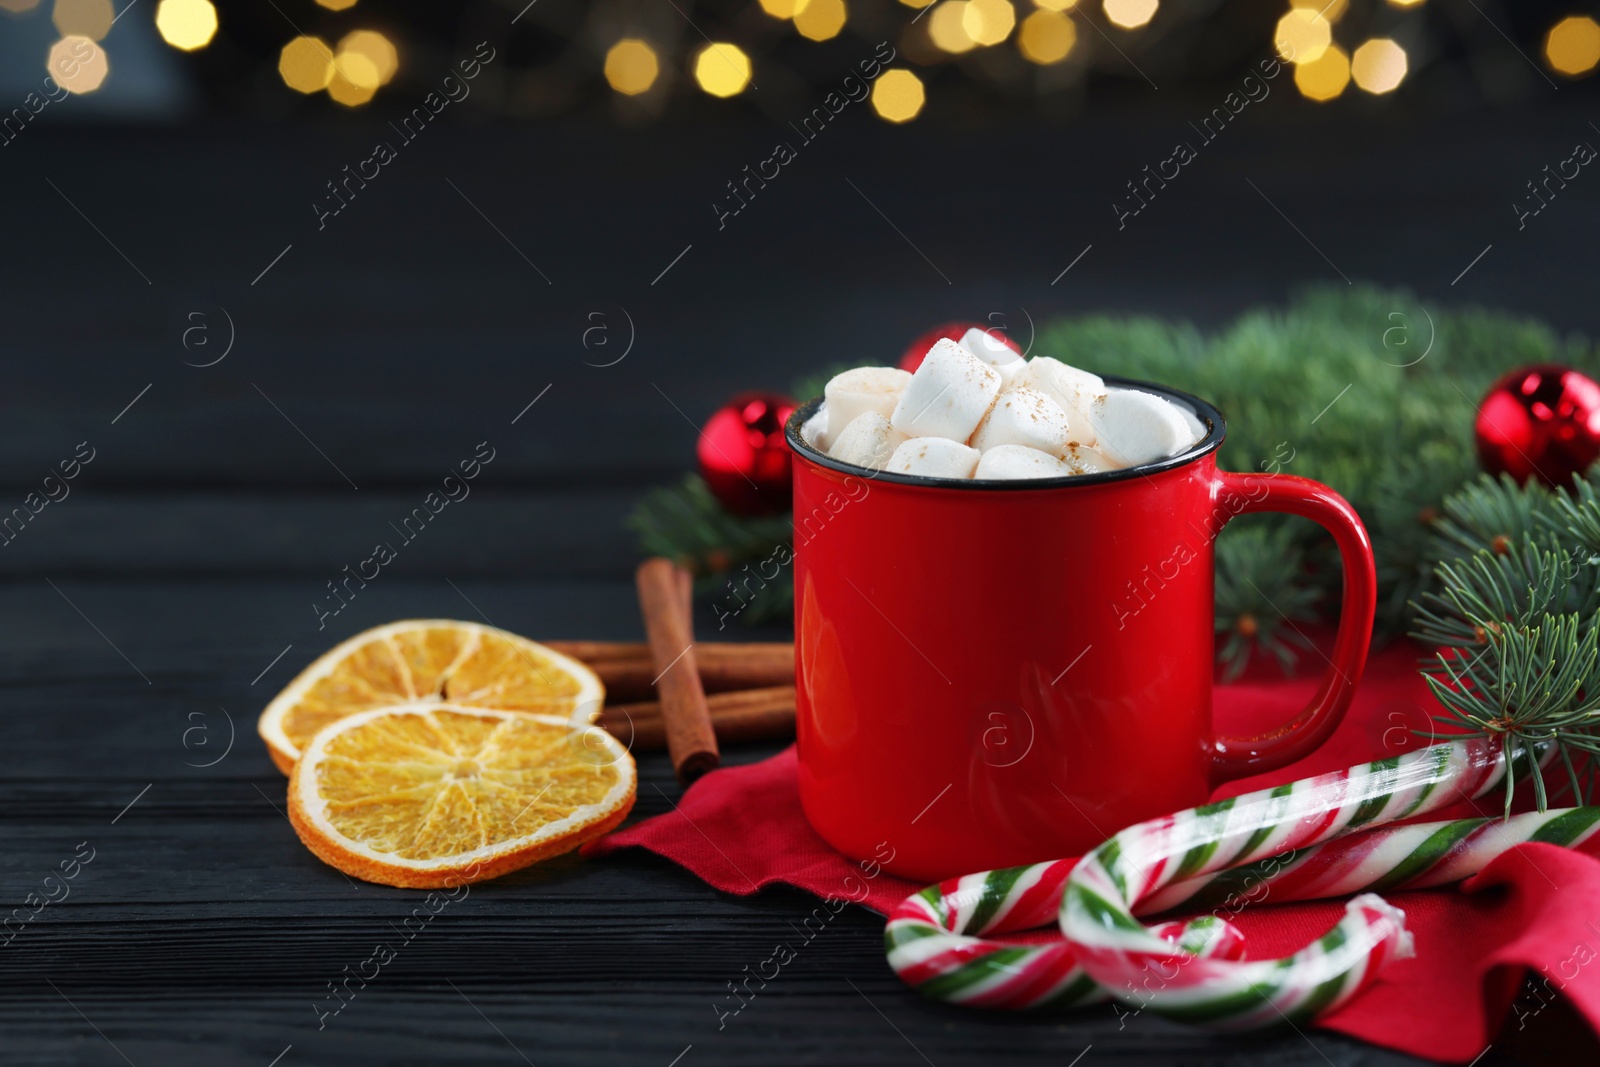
left=2, top=99, right=1596, bottom=1064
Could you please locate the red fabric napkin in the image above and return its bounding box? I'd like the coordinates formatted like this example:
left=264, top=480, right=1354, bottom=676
left=584, top=641, right=1600, bottom=1062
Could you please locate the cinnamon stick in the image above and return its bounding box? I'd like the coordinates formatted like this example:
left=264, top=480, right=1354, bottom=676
left=545, top=641, right=794, bottom=702
left=635, top=558, right=719, bottom=782
left=676, top=565, right=693, bottom=620
left=599, top=686, right=796, bottom=750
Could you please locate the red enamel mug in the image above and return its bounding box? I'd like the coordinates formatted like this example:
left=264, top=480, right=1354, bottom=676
left=785, top=379, right=1376, bottom=882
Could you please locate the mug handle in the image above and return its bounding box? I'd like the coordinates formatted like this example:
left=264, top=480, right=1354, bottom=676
left=1207, top=470, right=1377, bottom=785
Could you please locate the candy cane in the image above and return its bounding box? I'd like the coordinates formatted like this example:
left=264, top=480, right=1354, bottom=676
left=1058, top=738, right=1575, bottom=1028
left=889, top=739, right=1598, bottom=1021
left=1145, top=806, right=1600, bottom=914
left=887, top=806, right=1598, bottom=1010
left=887, top=859, right=1242, bottom=1009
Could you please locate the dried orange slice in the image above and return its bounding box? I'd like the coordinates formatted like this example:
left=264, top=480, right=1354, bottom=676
left=258, top=620, right=603, bottom=774
left=287, top=704, right=635, bottom=888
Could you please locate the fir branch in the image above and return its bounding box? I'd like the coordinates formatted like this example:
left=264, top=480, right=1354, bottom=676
left=1213, top=523, right=1318, bottom=680
left=1413, top=470, right=1600, bottom=811
left=628, top=475, right=791, bottom=581
left=1430, top=473, right=1558, bottom=560
left=1421, top=614, right=1600, bottom=814
left=1411, top=545, right=1574, bottom=649
left=1549, top=474, right=1600, bottom=552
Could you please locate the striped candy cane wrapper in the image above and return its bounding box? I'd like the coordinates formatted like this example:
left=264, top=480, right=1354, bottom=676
left=1058, top=738, right=1575, bottom=1028
left=888, top=739, right=1600, bottom=1021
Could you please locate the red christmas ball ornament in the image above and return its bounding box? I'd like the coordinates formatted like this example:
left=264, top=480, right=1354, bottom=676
left=697, top=392, right=797, bottom=516
left=1475, top=364, right=1600, bottom=488
left=898, top=322, right=1022, bottom=373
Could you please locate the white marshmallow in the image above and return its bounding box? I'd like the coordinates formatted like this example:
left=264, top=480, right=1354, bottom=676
left=1062, top=443, right=1115, bottom=474
left=1089, top=389, right=1194, bottom=468
left=887, top=436, right=980, bottom=479
left=801, top=405, right=830, bottom=451
left=969, top=386, right=1072, bottom=456
left=974, top=444, right=1075, bottom=480
left=960, top=328, right=1025, bottom=388
left=1014, top=357, right=1105, bottom=446
left=825, top=367, right=913, bottom=441
left=1174, top=401, right=1207, bottom=446
left=828, top=411, right=908, bottom=471
left=891, top=338, right=1002, bottom=442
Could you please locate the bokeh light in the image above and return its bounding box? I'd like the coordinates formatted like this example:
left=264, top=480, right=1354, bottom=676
left=1033, top=0, right=1077, bottom=10
left=48, top=35, right=107, bottom=93
left=794, top=0, right=847, bottom=41
left=1295, top=43, right=1349, bottom=101
left=0, top=0, right=41, bottom=12
left=1386, top=0, right=1424, bottom=7
left=899, top=0, right=936, bottom=7
left=1290, top=0, right=1346, bottom=21
left=1275, top=8, right=1330, bottom=64
left=872, top=68, right=925, bottom=122
left=694, top=43, right=751, bottom=98
left=1102, top=0, right=1156, bottom=31
left=1546, top=16, right=1600, bottom=78
left=1351, top=38, right=1406, bottom=94
left=338, top=30, right=397, bottom=85
left=328, top=51, right=379, bottom=106
left=315, top=0, right=356, bottom=10
left=759, top=0, right=802, bottom=15
left=929, top=1, right=978, bottom=53
left=53, top=0, right=112, bottom=41
left=604, top=38, right=659, bottom=96
left=964, top=0, right=1015, bottom=45
left=1018, top=9, right=1075, bottom=63
left=155, top=0, right=216, bottom=51
left=279, top=36, right=335, bottom=94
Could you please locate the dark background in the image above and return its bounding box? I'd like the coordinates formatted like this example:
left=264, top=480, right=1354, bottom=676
left=3, top=0, right=1599, bottom=1064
